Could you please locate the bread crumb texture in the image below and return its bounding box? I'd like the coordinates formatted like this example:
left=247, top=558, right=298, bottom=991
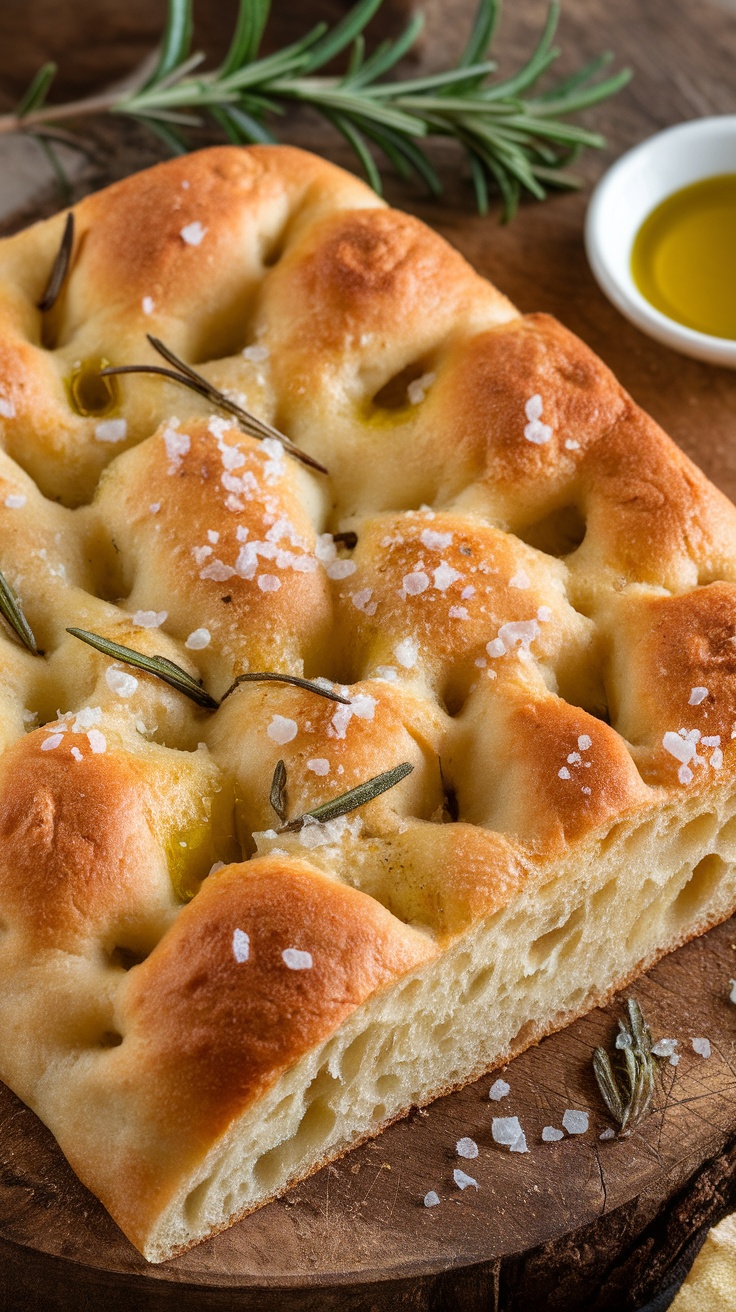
left=2, top=146, right=736, bottom=1261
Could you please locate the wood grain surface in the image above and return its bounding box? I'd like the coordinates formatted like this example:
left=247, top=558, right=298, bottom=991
left=3, top=0, right=736, bottom=1308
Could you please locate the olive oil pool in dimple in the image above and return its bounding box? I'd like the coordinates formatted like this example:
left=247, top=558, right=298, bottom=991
left=631, top=173, right=736, bottom=340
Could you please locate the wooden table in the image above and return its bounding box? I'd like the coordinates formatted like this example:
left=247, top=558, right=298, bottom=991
left=3, top=0, right=736, bottom=1307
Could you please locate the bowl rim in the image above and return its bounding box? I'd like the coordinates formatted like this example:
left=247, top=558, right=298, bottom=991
left=584, top=115, right=736, bottom=367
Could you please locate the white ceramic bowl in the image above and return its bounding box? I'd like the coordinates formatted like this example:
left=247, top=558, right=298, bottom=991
left=585, top=116, right=736, bottom=367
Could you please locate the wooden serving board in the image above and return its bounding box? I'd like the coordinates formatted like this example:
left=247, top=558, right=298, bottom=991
left=4, top=0, right=736, bottom=1307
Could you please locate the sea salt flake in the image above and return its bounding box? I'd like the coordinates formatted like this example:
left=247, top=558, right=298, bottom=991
left=164, top=425, right=190, bottom=468
left=567, top=752, right=581, bottom=765
left=232, top=928, right=250, bottom=963
left=537, top=605, right=553, bottom=622
left=73, top=707, right=101, bottom=732
left=394, top=636, right=419, bottom=669
left=105, top=667, right=138, bottom=698
left=407, top=371, right=436, bottom=405
left=4, top=494, right=25, bottom=509
left=132, top=610, right=167, bottom=628
left=542, top=1126, right=563, bottom=1142
left=461, top=585, right=476, bottom=599
left=307, top=758, right=330, bottom=776
left=258, top=574, right=281, bottom=592
left=492, top=1116, right=525, bottom=1148
left=525, top=395, right=543, bottom=421
left=453, top=1168, right=479, bottom=1190
left=185, top=628, right=211, bottom=649
left=456, top=1137, right=478, bottom=1159
left=180, top=220, right=207, bottom=246
left=581, top=785, right=592, bottom=796
left=489, top=1079, right=510, bottom=1101
left=402, top=570, right=430, bottom=597
left=207, top=530, right=220, bottom=544
left=41, top=733, right=63, bottom=751
left=242, top=344, right=270, bottom=363
left=509, top=570, right=530, bottom=589
left=420, top=528, right=453, bottom=550
left=282, top=948, right=313, bottom=970
left=423, top=1190, right=440, bottom=1208
left=201, top=559, right=235, bottom=582
left=615, top=1031, right=633, bottom=1050
left=691, top=1037, right=711, bottom=1058
left=149, top=502, right=161, bottom=514
left=326, top=558, right=357, bottom=579
left=142, top=296, right=155, bottom=315
left=70, top=746, right=83, bottom=762
left=433, top=561, right=461, bottom=591
left=562, top=1110, right=589, bottom=1135
left=670, top=1054, right=680, bottom=1067
left=352, top=588, right=376, bottom=615
left=487, top=619, right=540, bottom=658
left=87, top=729, right=106, bottom=754
left=689, top=686, right=709, bottom=705
left=663, top=731, right=696, bottom=764
left=578, top=735, right=592, bottom=751
left=558, top=766, right=571, bottom=780
left=565, top=438, right=581, bottom=450
left=95, top=418, right=127, bottom=444
left=678, top=764, right=694, bottom=786
left=0, top=397, right=16, bottom=419
left=267, top=715, right=298, bottom=745
left=652, top=1038, right=678, bottom=1057
left=599, top=1128, right=615, bottom=1140
left=449, top=606, right=469, bottom=620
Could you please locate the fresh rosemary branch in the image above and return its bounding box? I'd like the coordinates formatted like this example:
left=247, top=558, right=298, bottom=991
left=2, top=0, right=631, bottom=220
left=66, top=627, right=219, bottom=708
left=593, top=998, right=672, bottom=1138
left=0, top=567, right=39, bottom=654
left=101, top=336, right=328, bottom=475
left=37, top=212, right=75, bottom=312
left=277, top=760, right=413, bottom=832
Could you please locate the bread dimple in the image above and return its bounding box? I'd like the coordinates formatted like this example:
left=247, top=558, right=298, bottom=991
left=2, top=145, right=736, bottom=1261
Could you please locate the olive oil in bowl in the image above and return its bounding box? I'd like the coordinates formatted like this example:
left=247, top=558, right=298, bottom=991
left=631, top=173, right=736, bottom=340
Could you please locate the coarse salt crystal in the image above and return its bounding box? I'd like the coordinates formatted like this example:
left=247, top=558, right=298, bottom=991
left=307, top=758, right=330, bottom=775
left=599, top=1128, right=616, bottom=1141
left=565, top=438, right=580, bottom=451
left=282, top=948, right=313, bottom=970
left=652, top=1038, right=678, bottom=1058
left=453, top=1168, right=479, bottom=1190
left=180, top=221, right=207, bottom=246
left=402, top=570, right=430, bottom=597
left=558, top=767, right=571, bottom=780
left=41, top=733, right=63, bottom=751
left=70, top=746, right=83, bottom=762
left=537, top=605, right=552, bottom=622
left=394, top=636, right=419, bottom=669
left=492, top=1116, right=526, bottom=1151
left=87, top=729, right=106, bottom=754
left=689, top=686, right=709, bottom=705
left=423, top=1190, right=440, bottom=1208
left=615, top=1030, right=632, bottom=1049
left=132, top=610, right=167, bottom=628
left=487, top=619, right=540, bottom=659
left=232, top=928, right=250, bottom=963
left=258, top=574, right=281, bottom=592
left=351, top=588, right=376, bottom=615
left=691, top=1037, right=711, bottom=1058
left=267, top=715, right=298, bottom=745
left=456, top=1137, right=478, bottom=1159
left=105, top=667, right=138, bottom=698
left=524, top=395, right=552, bottom=445
left=542, top=1126, right=563, bottom=1142
left=142, top=296, right=155, bottom=315
left=448, top=606, right=469, bottom=620
left=461, top=584, right=476, bottom=600
left=0, top=397, right=16, bottom=419
left=95, top=418, right=127, bottom=444
left=407, top=371, right=436, bottom=405
left=242, top=344, right=270, bottom=363
left=578, top=735, right=592, bottom=751
left=149, top=502, right=161, bottom=514
left=326, top=559, right=357, bottom=579
left=185, top=628, right=211, bottom=649
left=489, top=1079, right=510, bottom=1101
left=4, top=494, right=25, bottom=509
left=433, top=561, right=461, bottom=591
left=662, top=731, right=697, bottom=765
left=164, top=425, right=190, bottom=468
left=509, top=570, right=530, bottom=589
left=420, top=528, right=453, bottom=550
left=562, top=1109, right=589, bottom=1135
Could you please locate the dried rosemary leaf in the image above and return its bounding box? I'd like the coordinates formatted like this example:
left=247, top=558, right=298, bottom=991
left=270, top=759, right=287, bottom=823
left=0, top=566, right=39, bottom=654
left=221, top=671, right=351, bottom=705
left=37, top=211, right=74, bottom=312
left=101, top=335, right=328, bottom=475
left=593, top=997, right=670, bottom=1138
left=278, top=761, right=414, bottom=833
left=66, top=627, right=218, bottom=709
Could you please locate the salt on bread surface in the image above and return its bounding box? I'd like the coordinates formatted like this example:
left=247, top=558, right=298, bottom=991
left=3, top=146, right=736, bottom=1262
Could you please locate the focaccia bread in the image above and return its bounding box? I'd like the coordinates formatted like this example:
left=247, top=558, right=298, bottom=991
left=1, top=145, right=736, bottom=1263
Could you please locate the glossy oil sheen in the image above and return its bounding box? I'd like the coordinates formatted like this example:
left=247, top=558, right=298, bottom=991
left=631, top=173, right=736, bottom=340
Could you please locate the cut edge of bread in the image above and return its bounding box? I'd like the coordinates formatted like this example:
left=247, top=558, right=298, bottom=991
left=142, top=782, right=736, bottom=1262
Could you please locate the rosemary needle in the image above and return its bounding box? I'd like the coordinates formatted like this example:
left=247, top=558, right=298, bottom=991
left=221, top=671, right=351, bottom=705
left=101, top=335, right=328, bottom=476
left=277, top=761, right=413, bottom=832
left=37, top=211, right=75, bottom=312
left=270, top=759, right=287, bottom=823
left=66, top=627, right=218, bottom=709
left=0, top=566, right=39, bottom=654
left=592, top=997, right=670, bottom=1138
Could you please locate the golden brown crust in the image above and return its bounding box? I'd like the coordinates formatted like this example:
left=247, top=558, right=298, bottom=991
left=1, top=145, right=736, bottom=1260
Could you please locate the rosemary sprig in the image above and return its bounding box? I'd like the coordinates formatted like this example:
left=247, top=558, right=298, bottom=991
left=66, top=627, right=219, bottom=709
left=100, top=336, right=328, bottom=475
left=593, top=998, right=671, bottom=1138
left=0, top=567, right=39, bottom=654
left=277, top=760, right=413, bottom=832
left=270, top=758, right=287, bottom=822
left=221, top=671, right=351, bottom=704
left=1, top=0, right=631, bottom=221
left=37, top=212, right=75, bottom=312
